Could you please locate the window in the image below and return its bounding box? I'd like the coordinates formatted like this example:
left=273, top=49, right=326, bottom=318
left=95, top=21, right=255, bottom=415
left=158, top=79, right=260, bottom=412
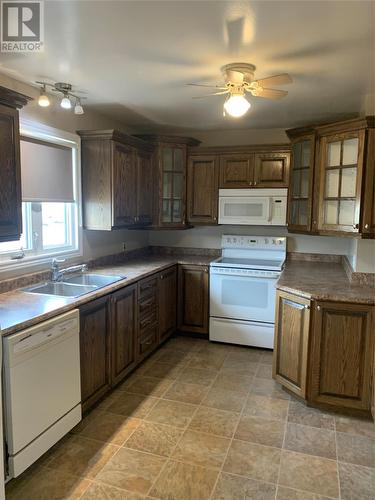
left=0, top=124, right=81, bottom=267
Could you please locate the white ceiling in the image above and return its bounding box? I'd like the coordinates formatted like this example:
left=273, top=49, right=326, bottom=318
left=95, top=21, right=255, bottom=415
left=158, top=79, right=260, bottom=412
left=1, top=0, right=374, bottom=131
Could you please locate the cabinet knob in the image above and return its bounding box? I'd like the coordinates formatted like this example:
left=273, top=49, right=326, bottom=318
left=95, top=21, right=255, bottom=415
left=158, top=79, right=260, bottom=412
left=353, top=223, right=359, bottom=230
left=304, top=304, right=310, bottom=309
left=254, top=181, right=257, bottom=186
left=249, top=181, right=253, bottom=186
left=364, top=224, right=369, bottom=229
left=160, top=275, right=164, bottom=280
left=317, top=305, right=321, bottom=311
left=213, top=216, right=217, bottom=221
left=313, top=220, right=317, bottom=225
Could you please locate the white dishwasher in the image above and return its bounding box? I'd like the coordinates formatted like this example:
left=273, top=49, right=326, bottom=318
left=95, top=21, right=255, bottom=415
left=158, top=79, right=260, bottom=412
left=3, top=309, right=81, bottom=478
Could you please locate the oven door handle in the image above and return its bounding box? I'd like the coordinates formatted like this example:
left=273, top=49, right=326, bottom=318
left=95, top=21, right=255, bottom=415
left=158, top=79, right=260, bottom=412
left=268, top=198, right=273, bottom=222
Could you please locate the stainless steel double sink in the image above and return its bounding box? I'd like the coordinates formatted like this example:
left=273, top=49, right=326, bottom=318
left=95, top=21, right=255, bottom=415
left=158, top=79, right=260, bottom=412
left=24, top=273, right=124, bottom=298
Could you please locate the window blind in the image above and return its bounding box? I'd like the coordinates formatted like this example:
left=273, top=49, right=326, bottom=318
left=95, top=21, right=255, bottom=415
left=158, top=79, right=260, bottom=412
left=20, top=137, right=74, bottom=203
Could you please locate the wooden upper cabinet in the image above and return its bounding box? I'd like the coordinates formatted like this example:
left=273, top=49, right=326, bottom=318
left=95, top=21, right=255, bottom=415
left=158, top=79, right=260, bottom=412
left=317, top=130, right=365, bottom=234
left=286, top=131, right=316, bottom=232
left=273, top=291, right=310, bottom=398
left=158, top=266, right=177, bottom=343
left=361, top=127, right=375, bottom=237
left=78, top=130, right=155, bottom=230
left=219, top=154, right=253, bottom=188
left=110, top=284, right=137, bottom=386
left=0, top=87, right=31, bottom=242
left=187, top=155, right=219, bottom=224
left=254, top=152, right=290, bottom=187
left=178, top=264, right=209, bottom=335
left=112, top=143, right=137, bottom=227
left=309, top=301, right=374, bottom=412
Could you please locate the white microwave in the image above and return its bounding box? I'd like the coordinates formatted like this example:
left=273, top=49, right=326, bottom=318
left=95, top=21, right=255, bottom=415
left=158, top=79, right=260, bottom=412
left=218, top=188, right=288, bottom=226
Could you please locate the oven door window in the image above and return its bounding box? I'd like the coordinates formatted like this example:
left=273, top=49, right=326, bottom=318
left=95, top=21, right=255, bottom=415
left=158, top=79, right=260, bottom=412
left=222, top=279, right=268, bottom=308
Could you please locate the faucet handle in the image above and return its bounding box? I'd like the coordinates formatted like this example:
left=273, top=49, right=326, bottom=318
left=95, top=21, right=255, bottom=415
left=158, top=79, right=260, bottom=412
left=82, top=264, right=88, bottom=273
left=52, top=257, right=66, bottom=267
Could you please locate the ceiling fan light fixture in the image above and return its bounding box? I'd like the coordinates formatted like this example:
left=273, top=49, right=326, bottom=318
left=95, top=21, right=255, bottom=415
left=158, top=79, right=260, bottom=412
left=74, top=98, right=84, bottom=115
left=60, top=95, right=72, bottom=109
left=224, top=94, right=251, bottom=118
left=38, top=85, right=50, bottom=107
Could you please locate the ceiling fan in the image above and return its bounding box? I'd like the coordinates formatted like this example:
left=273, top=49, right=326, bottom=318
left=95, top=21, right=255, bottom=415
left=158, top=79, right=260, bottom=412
left=188, top=63, right=292, bottom=118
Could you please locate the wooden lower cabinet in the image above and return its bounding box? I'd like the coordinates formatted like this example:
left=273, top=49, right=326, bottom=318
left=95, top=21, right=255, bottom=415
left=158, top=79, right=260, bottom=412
left=178, top=264, right=209, bottom=334
left=309, top=301, right=374, bottom=412
left=274, top=290, right=375, bottom=415
left=273, top=291, right=310, bottom=398
left=79, top=296, right=111, bottom=412
left=158, top=266, right=177, bottom=342
left=110, top=285, right=137, bottom=386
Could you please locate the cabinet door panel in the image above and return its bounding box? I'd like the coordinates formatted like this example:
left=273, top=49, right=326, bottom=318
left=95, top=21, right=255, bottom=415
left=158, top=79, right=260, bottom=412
left=219, top=155, right=253, bottom=188
left=187, top=156, right=218, bottom=224
left=0, top=104, right=22, bottom=241
left=310, top=302, right=374, bottom=411
left=254, top=153, right=290, bottom=187
left=136, top=151, right=153, bottom=224
left=273, top=291, right=310, bottom=397
left=178, top=265, right=209, bottom=334
left=159, top=266, right=177, bottom=342
left=362, top=128, right=375, bottom=236
left=80, top=296, right=111, bottom=411
left=111, top=285, right=137, bottom=386
left=113, top=143, right=137, bottom=226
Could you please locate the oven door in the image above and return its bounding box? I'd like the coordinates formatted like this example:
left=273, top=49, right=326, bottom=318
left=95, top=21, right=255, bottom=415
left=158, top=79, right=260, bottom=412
left=218, top=196, right=270, bottom=225
left=210, top=269, right=277, bottom=323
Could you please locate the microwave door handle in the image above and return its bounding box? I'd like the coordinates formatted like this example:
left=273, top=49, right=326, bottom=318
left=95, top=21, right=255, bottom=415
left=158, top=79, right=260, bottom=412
left=268, top=198, right=273, bottom=222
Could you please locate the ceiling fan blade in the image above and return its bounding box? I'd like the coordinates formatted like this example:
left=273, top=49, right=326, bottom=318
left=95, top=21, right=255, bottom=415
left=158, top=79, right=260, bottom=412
left=192, top=90, right=229, bottom=99
left=187, top=83, right=227, bottom=89
left=249, top=88, right=288, bottom=99
left=225, top=70, right=244, bottom=84
left=254, top=73, right=293, bottom=87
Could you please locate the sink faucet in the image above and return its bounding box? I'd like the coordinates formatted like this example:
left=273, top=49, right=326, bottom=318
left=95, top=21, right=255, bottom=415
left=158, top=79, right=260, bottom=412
left=51, top=258, right=88, bottom=282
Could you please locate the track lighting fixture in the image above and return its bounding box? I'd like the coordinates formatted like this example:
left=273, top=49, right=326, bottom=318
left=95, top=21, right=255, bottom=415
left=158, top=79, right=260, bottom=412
left=36, top=81, right=85, bottom=114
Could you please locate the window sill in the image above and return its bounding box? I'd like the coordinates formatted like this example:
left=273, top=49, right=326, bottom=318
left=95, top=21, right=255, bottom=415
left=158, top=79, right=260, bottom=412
left=0, top=248, right=83, bottom=275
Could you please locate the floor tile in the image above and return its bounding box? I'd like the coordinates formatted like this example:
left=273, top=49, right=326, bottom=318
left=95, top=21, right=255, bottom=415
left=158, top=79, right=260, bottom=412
left=202, top=387, right=247, bottom=412
left=188, top=406, right=240, bottom=438
left=145, top=399, right=197, bottom=428
left=149, top=459, right=218, bottom=500
left=336, top=432, right=375, bottom=468
left=235, top=415, right=285, bottom=448
left=288, top=400, right=335, bottom=430
left=223, top=439, right=281, bottom=483
left=225, top=349, right=261, bottom=363
left=279, top=450, right=339, bottom=498
left=163, top=380, right=208, bottom=404
left=284, top=423, right=336, bottom=459
left=335, top=415, right=375, bottom=439
left=6, top=465, right=91, bottom=500
left=212, top=472, right=276, bottom=500
left=251, top=378, right=290, bottom=400
left=96, top=447, right=166, bottom=494
left=276, top=485, right=333, bottom=499
left=172, top=429, right=231, bottom=468
left=177, top=366, right=217, bottom=386
left=187, top=352, right=226, bottom=371
left=72, top=410, right=140, bottom=446
left=256, top=363, right=273, bottom=379
left=210, top=373, right=253, bottom=393
left=154, top=348, right=192, bottom=365
left=244, top=394, right=289, bottom=420
left=165, top=337, right=203, bottom=352
left=124, top=375, right=173, bottom=397
left=81, top=482, right=145, bottom=499
left=220, top=359, right=258, bottom=378
left=45, top=434, right=119, bottom=479
left=124, top=421, right=183, bottom=457
left=338, top=462, right=375, bottom=499
left=260, top=350, right=274, bottom=365
left=106, top=392, right=158, bottom=418
left=143, top=361, right=184, bottom=379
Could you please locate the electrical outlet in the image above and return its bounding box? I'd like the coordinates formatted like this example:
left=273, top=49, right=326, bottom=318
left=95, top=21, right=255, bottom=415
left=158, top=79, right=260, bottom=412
left=122, top=243, right=127, bottom=251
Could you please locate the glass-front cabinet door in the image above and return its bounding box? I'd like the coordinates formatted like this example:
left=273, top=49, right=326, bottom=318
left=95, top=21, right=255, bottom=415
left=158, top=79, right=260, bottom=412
left=287, top=135, right=315, bottom=232
left=317, top=131, right=365, bottom=233
left=160, top=145, right=186, bottom=226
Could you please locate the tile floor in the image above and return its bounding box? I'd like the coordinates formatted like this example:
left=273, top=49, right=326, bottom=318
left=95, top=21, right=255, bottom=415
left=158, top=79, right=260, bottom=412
left=6, top=336, right=375, bottom=500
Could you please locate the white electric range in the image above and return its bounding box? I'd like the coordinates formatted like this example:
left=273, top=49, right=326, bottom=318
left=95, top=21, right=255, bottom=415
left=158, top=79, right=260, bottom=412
left=209, top=235, right=286, bottom=349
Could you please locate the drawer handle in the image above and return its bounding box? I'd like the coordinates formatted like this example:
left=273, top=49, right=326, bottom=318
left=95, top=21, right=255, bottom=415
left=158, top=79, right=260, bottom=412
left=140, top=299, right=154, bottom=308
left=141, top=318, right=154, bottom=328
left=317, top=305, right=321, bottom=311
left=142, top=283, right=155, bottom=289
left=304, top=304, right=310, bottom=309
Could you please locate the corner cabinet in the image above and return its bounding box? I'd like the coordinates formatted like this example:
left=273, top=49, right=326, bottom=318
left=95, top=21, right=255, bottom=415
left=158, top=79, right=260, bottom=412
left=0, top=86, right=31, bottom=242
left=286, top=117, right=374, bottom=237
left=187, top=155, right=219, bottom=225
left=273, top=290, right=375, bottom=415
left=137, top=135, right=201, bottom=228
left=78, top=130, right=154, bottom=230
left=178, top=264, right=209, bottom=335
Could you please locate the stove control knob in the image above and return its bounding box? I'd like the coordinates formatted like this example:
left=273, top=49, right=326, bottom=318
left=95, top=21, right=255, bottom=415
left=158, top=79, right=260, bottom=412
left=272, top=239, right=276, bottom=244
left=264, top=238, right=269, bottom=244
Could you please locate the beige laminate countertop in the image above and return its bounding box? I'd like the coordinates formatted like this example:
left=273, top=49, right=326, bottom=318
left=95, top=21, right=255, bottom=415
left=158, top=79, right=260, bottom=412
left=0, top=255, right=212, bottom=337
left=277, top=261, right=375, bottom=305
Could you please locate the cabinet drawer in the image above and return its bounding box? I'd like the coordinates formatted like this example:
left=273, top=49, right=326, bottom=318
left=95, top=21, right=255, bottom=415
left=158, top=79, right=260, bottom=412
left=139, top=309, right=157, bottom=332
left=138, top=327, right=158, bottom=357
left=138, top=276, right=158, bottom=299
left=139, top=295, right=157, bottom=315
